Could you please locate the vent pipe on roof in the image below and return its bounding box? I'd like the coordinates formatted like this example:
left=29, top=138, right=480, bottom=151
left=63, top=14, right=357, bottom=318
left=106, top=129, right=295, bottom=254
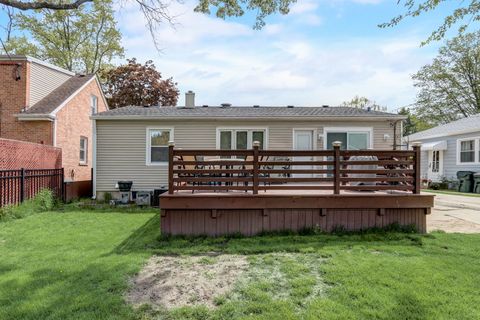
left=322, top=105, right=329, bottom=108
left=287, top=105, right=294, bottom=108
left=253, top=105, right=260, bottom=108
left=221, top=103, right=232, bottom=108
left=185, top=91, right=195, bottom=108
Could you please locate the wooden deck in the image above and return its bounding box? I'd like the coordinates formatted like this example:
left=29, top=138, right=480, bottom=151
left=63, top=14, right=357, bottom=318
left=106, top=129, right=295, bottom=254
left=160, top=143, right=434, bottom=236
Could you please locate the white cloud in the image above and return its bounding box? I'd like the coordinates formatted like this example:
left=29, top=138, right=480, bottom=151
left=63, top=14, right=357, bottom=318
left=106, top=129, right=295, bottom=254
left=289, top=0, right=319, bottom=14
left=115, top=1, right=434, bottom=109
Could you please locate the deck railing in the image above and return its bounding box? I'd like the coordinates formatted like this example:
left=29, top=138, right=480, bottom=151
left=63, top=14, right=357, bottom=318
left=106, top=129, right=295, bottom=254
left=168, top=142, right=421, bottom=194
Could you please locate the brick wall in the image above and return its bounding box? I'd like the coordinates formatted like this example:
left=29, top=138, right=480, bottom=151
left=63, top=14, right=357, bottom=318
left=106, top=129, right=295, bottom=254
left=55, top=78, right=107, bottom=181
left=0, top=61, right=53, bottom=145
left=0, top=138, right=62, bottom=169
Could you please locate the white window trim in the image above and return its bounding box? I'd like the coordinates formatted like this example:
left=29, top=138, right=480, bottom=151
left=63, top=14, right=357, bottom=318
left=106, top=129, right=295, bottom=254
left=456, top=137, right=480, bottom=165
left=79, top=136, right=88, bottom=165
left=91, top=95, right=98, bottom=114
left=146, top=127, right=174, bottom=166
left=216, top=127, right=269, bottom=149
left=323, top=127, right=374, bottom=150
left=292, top=128, right=318, bottom=150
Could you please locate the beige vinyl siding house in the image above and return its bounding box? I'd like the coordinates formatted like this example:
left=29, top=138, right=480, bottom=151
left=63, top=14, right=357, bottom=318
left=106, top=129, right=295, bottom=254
left=25, top=56, right=75, bottom=106
left=93, top=101, right=405, bottom=198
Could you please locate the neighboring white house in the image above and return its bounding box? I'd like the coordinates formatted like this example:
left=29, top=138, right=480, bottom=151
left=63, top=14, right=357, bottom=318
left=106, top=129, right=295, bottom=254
left=91, top=92, right=406, bottom=199
left=405, top=114, right=480, bottom=182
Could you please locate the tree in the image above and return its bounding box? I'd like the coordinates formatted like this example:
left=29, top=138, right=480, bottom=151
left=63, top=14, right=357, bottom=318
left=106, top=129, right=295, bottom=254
left=412, top=31, right=480, bottom=125
left=341, top=96, right=387, bottom=111
left=3, top=0, right=123, bottom=73
left=397, top=107, right=431, bottom=136
left=380, top=0, right=480, bottom=45
left=101, top=58, right=179, bottom=109
left=0, top=0, right=296, bottom=33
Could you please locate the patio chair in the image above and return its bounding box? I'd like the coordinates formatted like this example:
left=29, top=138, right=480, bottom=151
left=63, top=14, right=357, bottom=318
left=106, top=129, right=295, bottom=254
left=176, top=155, right=201, bottom=193
left=260, top=155, right=272, bottom=191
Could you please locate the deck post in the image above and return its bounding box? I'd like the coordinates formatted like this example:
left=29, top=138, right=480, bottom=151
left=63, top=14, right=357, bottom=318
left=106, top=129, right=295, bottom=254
left=168, top=141, right=175, bottom=194
left=412, top=143, right=421, bottom=194
left=332, top=141, right=342, bottom=194
left=253, top=141, right=260, bottom=194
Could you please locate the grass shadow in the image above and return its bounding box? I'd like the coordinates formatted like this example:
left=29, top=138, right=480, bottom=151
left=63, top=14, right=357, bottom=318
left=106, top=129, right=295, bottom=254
left=114, top=216, right=434, bottom=256
left=113, top=214, right=161, bottom=255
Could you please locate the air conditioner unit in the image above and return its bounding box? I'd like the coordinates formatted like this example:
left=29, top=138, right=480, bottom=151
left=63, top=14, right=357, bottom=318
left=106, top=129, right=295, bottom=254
left=135, top=191, right=151, bottom=206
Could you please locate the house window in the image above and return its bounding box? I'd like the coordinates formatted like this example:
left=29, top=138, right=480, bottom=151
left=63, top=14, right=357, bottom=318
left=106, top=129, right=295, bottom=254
left=325, top=128, right=372, bottom=150
left=80, top=137, right=88, bottom=164
left=458, top=139, right=476, bottom=163
left=91, top=95, right=98, bottom=115
left=218, top=129, right=266, bottom=150
left=147, top=128, right=172, bottom=165
left=432, top=150, right=440, bottom=172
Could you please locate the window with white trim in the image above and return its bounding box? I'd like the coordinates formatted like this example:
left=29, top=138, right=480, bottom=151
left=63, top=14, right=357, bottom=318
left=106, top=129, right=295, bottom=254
left=147, top=129, right=172, bottom=164
left=80, top=136, right=88, bottom=164
left=218, top=129, right=266, bottom=150
left=91, top=95, right=98, bottom=115
left=460, top=140, right=475, bottom=163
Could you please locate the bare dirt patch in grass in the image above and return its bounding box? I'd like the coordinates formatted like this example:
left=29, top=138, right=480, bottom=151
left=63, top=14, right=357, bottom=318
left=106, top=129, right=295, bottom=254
left=126, top=254, right=249, bottom=309
left=126, top=252, right=327, bottom=311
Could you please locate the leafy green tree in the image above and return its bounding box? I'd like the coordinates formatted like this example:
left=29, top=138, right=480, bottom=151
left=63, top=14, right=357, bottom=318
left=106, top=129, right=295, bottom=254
left=397, top=107, right=431, bottom=136
left=0, top=0, right=295, bottom=31
left=341, top=96, right=387, bottom=111
left=3, top=0, right=123, bottom=73
left=381, top=0, right=480, bottom=44
left=412, top=31, right=480, bottom=125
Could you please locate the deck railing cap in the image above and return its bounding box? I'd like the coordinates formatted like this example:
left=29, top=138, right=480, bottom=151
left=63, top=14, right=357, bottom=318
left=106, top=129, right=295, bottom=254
left=332, top=141, right=342, bottom=147
left=253, top=141, right=261, bottom=147
left=168, top=141, right=175, bottom=147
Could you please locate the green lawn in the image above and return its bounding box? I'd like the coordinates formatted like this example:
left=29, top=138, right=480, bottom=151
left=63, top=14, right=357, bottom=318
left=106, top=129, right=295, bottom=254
left=0, top=209, right=480, bottom=319
left=423, top=189, right=480, bottom=198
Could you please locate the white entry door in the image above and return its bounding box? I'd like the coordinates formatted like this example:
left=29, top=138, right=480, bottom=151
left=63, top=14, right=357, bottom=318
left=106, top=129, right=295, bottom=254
left=293, top=130, right=314, bottom=178
left=427, top=150, right=443, bottom=182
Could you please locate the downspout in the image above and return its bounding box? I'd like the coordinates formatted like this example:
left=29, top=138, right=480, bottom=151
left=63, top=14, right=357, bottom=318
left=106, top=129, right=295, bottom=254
left=52, top=118, right=57, bottom=146
left=92, top=118, right=97, bottom=199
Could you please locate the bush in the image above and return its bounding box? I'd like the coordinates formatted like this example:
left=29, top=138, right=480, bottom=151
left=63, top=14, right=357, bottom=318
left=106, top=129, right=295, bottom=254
left=0, top=188, right=56, bottom=221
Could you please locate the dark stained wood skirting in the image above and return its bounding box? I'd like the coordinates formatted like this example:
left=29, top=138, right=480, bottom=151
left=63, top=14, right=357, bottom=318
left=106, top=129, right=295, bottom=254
left=160, top=194, right=433, bottom=236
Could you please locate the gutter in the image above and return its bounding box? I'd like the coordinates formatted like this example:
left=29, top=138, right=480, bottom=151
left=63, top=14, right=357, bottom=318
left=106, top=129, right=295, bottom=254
left=92, top=119, right=97, bottom=199
left=15, top=113, right=55, bottom=121
left=91, top=115, right=407, bottom=121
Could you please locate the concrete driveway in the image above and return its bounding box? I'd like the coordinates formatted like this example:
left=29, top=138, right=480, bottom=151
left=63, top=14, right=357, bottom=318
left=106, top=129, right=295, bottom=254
left=426, top=192, right=480, bottom=233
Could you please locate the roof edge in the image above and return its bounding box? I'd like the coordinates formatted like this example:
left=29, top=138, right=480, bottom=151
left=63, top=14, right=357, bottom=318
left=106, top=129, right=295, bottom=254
left=92, top=114, right=406, bottom=121
left=16, top=113, right=55, bottom=121
left=49, top=75, right=97, bottom=116
left=405, top=127, right=480, bottom=141
left=0, top=55, right=75, bottom=76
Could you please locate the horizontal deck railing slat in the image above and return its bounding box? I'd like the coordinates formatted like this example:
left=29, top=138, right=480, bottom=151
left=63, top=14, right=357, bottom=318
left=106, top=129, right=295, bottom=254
left=168, top=144, right=422, bottom=195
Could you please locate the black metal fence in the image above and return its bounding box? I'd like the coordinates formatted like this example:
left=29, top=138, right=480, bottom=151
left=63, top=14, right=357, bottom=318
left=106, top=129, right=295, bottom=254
left=0, top=168, right=64, bottom=208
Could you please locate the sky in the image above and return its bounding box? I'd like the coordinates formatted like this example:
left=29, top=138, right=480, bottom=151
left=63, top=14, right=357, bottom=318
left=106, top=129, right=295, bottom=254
left=0, top=0, right=461, bottom=111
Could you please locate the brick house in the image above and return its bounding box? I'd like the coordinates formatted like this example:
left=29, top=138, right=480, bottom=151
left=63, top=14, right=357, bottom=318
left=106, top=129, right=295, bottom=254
left=0, top=55, right=108, bottom=182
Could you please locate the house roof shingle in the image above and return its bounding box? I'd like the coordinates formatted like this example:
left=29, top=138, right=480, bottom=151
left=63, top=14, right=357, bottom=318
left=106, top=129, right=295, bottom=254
left=406, top=114, right=480, bottom=141
left=23, top=74, right=95, bottom=115
left=93, top=105, right=404, bottom=120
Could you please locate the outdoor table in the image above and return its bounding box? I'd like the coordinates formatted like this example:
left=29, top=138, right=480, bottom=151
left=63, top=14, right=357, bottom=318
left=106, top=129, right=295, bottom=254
left=203, top=157, right=246, bottom=186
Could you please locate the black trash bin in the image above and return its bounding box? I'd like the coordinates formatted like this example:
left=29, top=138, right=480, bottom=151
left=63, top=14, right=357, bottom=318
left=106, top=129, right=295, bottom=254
left=457, top=171, right=474, bottom=193
left=153, top=186, right=168, bottom=207
left=117, top=181, right=133, bottom=192
left=473, top=173, right=480, bottom=194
